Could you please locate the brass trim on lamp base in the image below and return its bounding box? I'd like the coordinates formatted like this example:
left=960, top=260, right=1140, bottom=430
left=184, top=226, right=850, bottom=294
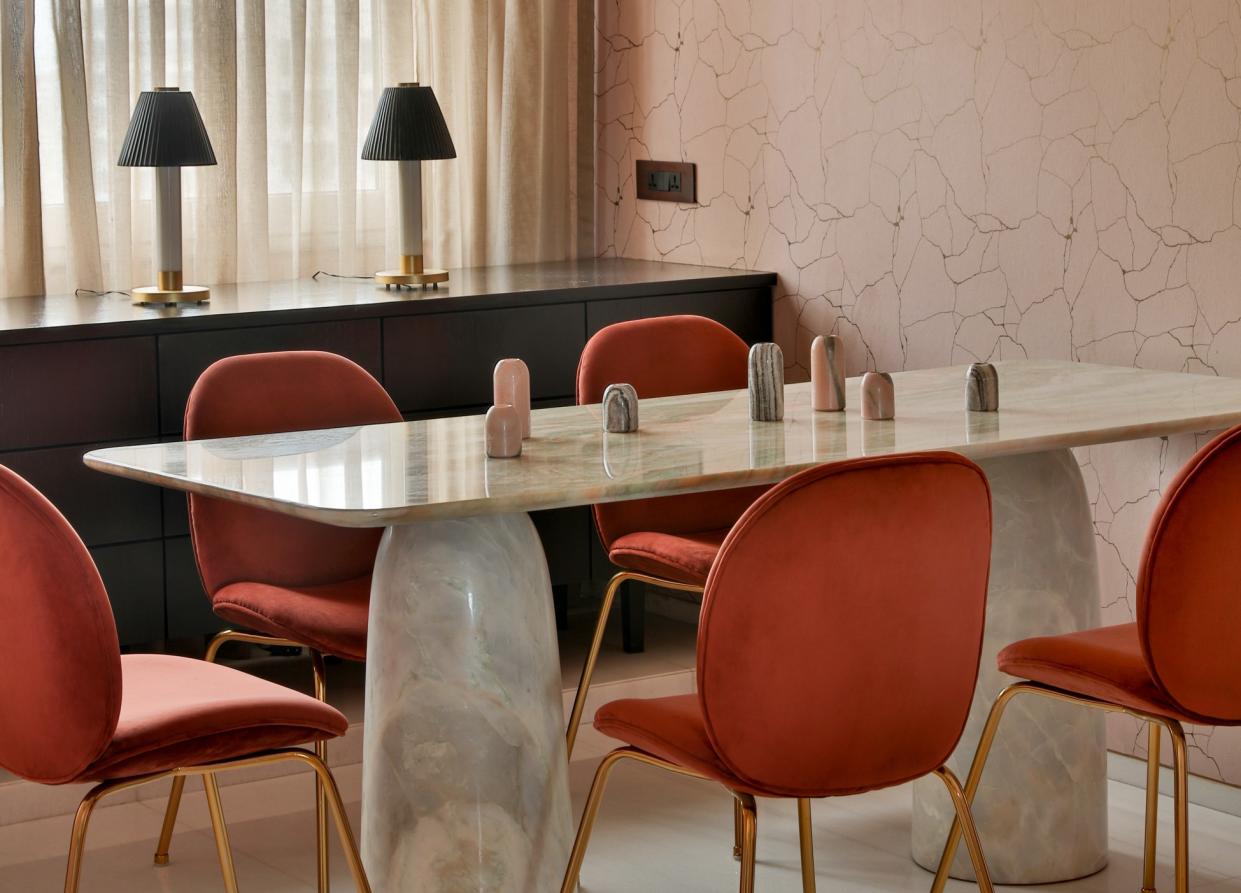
left=374, top=254, right=449, bottom=289
left=132, top=284, right=210, bottom=307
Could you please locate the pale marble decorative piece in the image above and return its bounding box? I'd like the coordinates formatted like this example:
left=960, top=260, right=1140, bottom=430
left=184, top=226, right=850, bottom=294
left=912, top=450, right=1106, bottom=883
left=860, top=371, right=895, bottom=420
left=363, top=514, right=572, bottom=892
left=484, top=404, right=522, bottom=458
left=493, top=358, right=531, bottom=438
left=602, top=383, right=639, bottom=432
left=810, top=335, right=846, bottom=411
left=748, top=342, right=784, bottom=421
left=966, top=363, right=999, bottom=412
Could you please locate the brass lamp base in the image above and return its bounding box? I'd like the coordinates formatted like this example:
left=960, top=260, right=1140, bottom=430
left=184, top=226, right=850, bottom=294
left=375, top=253, right=449, bottom=289
left=132, top=285, right=210, bottom=307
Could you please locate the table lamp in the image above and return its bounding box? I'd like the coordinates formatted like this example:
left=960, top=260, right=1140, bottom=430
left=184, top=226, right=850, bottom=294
left=362, top=83, right=456, bottom=288
left=118, top=87, right=216, bottom=306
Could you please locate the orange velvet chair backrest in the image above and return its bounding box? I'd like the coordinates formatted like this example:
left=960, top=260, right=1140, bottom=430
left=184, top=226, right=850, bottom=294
left=185, top=351, right=402, bottom=595
left=0, top=466, right=122, bottom=784
left=696, top=453, right=993, bottom=798
left=1138, top=424, right=1241, bottom=722
left=576, top=315, right=766, bottom=546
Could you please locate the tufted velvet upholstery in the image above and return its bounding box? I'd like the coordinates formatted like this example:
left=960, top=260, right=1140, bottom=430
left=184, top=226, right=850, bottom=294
left=1000, top=424, right=1241, bottom=725
left=596, top=452, right=994, bottom=797
left=185, top=351, right=401, bottom=659
left=577, top=316, right=767, bottom=584
left=0, top=466, right=346, bottom=786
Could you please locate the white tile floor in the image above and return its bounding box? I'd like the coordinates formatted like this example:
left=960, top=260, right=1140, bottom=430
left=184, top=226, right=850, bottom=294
left=4, top=616, right=1241, bottom=891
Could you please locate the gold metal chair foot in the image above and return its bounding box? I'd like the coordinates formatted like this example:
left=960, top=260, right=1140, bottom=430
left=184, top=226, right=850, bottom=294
left=152, top=854, right=169, bottom=866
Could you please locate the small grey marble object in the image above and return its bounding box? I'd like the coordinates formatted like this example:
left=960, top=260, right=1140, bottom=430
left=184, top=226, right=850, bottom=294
left=861, top=371, right=895, bottom=420
left=748, top=342, right=784, bottom=421
left=602, top=383, right=639, bottom=432
left=966, top=362, right=999, bottom=412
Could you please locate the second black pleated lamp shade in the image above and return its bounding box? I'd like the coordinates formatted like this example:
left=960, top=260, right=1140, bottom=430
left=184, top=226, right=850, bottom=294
left=362, top=83, right=456, bottom=288
left=118, top=88, right=216, bottom=306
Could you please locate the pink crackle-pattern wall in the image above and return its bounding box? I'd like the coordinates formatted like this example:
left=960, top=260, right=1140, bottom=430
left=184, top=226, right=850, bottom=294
left=596, top=0, right=1241, bottom=783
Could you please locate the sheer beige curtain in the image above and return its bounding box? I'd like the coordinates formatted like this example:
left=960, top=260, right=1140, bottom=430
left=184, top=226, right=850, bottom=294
left=0, top=0, right=592, bottom=298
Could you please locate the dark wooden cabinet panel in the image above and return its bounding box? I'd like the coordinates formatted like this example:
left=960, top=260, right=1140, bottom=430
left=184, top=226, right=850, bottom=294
left=586, top=288, right=772, bottom=344
left=383, top=304, right=585, bottom=411
left=92, top=541, right=165, bottom=646
left=532, top=506, right=591, bottom=586
left=2, top=443, right=163, bottom=547
left=0, top=337, right=157, bottom=449
left=158, top=320, right=383, bottom=433
left=164, top=536, right=224, bottom=640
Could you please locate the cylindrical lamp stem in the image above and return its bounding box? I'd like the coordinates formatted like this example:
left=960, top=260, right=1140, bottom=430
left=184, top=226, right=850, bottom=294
left=154, top=166, right=182, bottom=287
left=398, top=159, right=424, bottom=273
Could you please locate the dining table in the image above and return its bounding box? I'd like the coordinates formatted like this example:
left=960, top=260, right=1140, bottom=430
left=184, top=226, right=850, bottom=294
left=84, top=359, right=1241, bottom=891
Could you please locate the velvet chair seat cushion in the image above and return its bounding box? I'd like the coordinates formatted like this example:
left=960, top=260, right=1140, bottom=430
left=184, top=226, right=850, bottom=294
left=607, top=529, right=729, bottom=586
left=78, top=654, right=348, bottom=781
left=212, top=574, right=371, bottom=662
left=998, top=623, right=1227, bottom=726
left=594, top=695, right=740, bottom=787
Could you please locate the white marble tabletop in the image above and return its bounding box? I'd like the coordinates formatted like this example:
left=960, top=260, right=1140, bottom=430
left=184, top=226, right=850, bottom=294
left=84, top=360, right=1241, bottom=526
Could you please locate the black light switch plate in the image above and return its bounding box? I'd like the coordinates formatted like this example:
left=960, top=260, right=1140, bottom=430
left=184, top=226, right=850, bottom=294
left=636, top=160, right=696, bottom=203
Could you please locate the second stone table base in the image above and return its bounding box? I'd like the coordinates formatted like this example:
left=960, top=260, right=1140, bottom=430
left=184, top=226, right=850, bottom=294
left=912, top=449, right=1108, bottom=883
left=362, top=513, right=573, bottom=892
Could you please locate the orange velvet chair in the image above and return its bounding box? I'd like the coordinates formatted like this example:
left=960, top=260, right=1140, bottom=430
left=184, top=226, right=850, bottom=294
left=562, top=453, right=996, bottom=893
left=567, top=315, right=768, bottom=758
left=0, top=465, right=370, bottom=893
left=155, top=350, right=400, bottom=886
left=933, top=424, right=1241, bottom=893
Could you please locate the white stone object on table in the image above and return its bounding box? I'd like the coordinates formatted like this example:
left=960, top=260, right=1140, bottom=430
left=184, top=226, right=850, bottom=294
left=811, top=334, right=846, bottom=411
left=861, top=371, right=895, bottom=420
left=748, top=342, right=784, bottom=421
left=966, top=362, right=999, bottom=412
left=602, top=383, right=639, bottom=433
left=493, top=358, right=531, bottom=438
left=485, top=404, right=522, bottom=458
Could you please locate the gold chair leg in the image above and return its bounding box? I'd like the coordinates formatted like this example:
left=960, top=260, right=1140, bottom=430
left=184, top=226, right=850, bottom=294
left=298, top=750, right=373, bottom=893
left=933, top=767, right=993, bottom=893
left=736, top=792, right=758, bottom=893
left=203, top=774, right=241, bottom=893
left=930, top=683, right=1025, bottom=893
left=1142, top=722, right=1161, bottom=893
left=1164, top=720, right=1189, bottom=893
left=63, top=788, right=104, bottom=893
left=797, top=798, right=816, bottom=893
left=566, top=573, right=627, bottom=760
left=312, top=650, right=331, bottom=893
left=733, top=797, right=743, bottom=860
left=561, top=748, right=628, bottom=892
left=153, top=774, right=186, bottom=865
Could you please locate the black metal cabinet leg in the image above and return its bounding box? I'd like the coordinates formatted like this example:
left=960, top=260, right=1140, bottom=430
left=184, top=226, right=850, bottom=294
left=621, top=581, right=646, bottom=653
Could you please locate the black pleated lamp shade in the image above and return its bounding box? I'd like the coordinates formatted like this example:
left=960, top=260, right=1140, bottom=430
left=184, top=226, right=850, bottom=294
left=117, top=88, right=217, bottom=167
left=362, top=83, right=456, bottom=161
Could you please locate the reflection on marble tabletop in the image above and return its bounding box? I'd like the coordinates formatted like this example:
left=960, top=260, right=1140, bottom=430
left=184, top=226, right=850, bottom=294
left=85, top=360, right=1241, bottom=526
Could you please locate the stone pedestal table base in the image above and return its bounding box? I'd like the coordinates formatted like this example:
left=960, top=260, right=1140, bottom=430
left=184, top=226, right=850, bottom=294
left=362, top=513, right=572, bottom=892
left=911, top=449, right=1108, bottom=883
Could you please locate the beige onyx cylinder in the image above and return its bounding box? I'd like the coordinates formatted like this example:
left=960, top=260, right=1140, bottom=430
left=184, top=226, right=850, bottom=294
left=493, top=359, right=532, bottom=438
left=485, top=404, right=522, bottom=458
left=810, top=334, right=846, bottom=411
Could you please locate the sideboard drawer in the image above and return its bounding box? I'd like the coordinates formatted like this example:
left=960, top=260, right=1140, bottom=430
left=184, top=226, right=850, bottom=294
left=586, top=288, right=772, bottom=344
left=158, top=320, right=383, bottom=433
left=0, top=337, right=157, bottom=449
left=383, top=304, right=585, bottom=411
left=3, top=443, right=162, bottom=547
left=93, top=541, right=165, bottom=646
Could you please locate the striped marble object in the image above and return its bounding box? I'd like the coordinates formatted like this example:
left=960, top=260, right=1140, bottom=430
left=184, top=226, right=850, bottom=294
left=810, top=334, right=846, bottom=412
left=966, top=362, right=999, bottom=412
left=602, top=383, right=639, bottom=432
left=861, top=371, right=895, bottom=420
left=748, top=342, right=784, bottom=421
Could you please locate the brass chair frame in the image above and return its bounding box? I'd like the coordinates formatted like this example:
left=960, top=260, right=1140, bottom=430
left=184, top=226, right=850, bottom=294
left=155, top=630, right=333, bottom=893
left=66, top=747, right=369, bottom=893
left=563, top=746, right=992, bottom=893
left=931, top=681, right=1187, bottom=893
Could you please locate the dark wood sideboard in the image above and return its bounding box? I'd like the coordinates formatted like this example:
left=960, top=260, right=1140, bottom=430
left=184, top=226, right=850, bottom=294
left=0, top=259, right=774, bottom=648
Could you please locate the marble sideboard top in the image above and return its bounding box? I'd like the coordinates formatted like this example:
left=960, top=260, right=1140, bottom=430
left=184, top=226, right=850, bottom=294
left=85, top=360, right=1241, bottom=527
